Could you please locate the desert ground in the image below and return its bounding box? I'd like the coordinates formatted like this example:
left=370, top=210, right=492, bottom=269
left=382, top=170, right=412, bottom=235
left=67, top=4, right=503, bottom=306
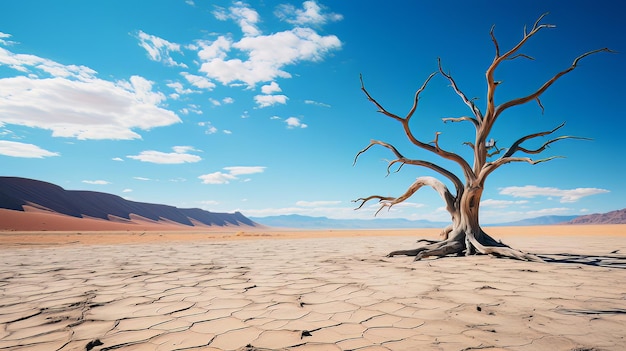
left=1, top=224, right=625, bottom=351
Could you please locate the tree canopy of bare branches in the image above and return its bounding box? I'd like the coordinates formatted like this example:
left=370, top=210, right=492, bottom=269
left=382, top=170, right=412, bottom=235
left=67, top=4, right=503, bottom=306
left=353, top=13, right=613, bottom=261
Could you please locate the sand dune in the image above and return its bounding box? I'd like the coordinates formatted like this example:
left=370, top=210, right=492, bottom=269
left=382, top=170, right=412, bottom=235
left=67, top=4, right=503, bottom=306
left=0, top=177, right=259, bottom=230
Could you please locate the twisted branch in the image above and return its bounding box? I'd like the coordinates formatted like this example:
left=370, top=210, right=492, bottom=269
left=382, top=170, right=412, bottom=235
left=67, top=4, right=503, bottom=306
left=360, top=75, right=474, bottom=180
left=354, top=140, right=464, bottom=194
left=353, top=176, right=457, bottom=217
left=493, top=47, right=614, bottom=120
left=438, top=58, right=483, bottom=124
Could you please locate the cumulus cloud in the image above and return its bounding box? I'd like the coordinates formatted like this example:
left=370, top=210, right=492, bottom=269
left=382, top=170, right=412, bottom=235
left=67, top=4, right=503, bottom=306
left=285, top=117, right=307, bottom=129
left=499, top=185, right=610, bottom=203
left=197, top=3, right=342, bottom=88
left=0, top=140, right=59, bottom=158
left=0, top=43, right=181, bottom=140
left=261, top=81, right=282, bottom=94
left=254, top=94, right=288, bottom=108
left=199, top=166, right=265, bottom=184
left=136, top=30, right=187, bottom=68
left=127, top=146, right=202, bottom=164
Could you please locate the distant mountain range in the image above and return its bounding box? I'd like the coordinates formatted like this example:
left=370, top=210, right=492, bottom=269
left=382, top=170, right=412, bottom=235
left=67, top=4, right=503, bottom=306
left=0, top=176, right=259, bottom=229
left=251, top=210, right=626, bottom=229
left=250, top=214, right=449, bottom=229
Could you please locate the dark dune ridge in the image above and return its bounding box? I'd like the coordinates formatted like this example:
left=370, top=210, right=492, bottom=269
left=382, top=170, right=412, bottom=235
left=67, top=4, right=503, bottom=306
left=0, top=176, right=259, bottom=228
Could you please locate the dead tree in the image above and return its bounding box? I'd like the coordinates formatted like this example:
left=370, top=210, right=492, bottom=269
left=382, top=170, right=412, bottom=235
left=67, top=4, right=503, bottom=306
left=353, top=14, right=612, bottom=261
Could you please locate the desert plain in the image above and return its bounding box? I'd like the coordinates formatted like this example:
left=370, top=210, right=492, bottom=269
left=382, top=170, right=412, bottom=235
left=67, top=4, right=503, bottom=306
left=1, top=224, right=625, bottom=351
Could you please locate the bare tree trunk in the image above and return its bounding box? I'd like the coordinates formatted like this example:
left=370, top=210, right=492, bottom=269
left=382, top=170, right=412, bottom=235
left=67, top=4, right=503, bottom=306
left=388, top=184, right=543, bottom=261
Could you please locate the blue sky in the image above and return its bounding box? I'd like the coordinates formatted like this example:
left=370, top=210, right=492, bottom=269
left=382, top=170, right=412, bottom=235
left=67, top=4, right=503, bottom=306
left=0, top=0, right=624, bottom=224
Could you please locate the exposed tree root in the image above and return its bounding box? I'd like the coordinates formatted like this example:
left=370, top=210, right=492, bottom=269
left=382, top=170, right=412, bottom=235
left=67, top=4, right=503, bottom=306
left=388, top=229, right=544, bottom=262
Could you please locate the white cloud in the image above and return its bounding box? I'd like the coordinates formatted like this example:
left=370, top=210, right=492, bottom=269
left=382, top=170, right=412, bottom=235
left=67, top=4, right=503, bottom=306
left=213, top=2, right=261, bottom=37
left=0, top=140, right=59, bottom=158
left=167, top=81, right=195, bottom=95
left=285, top=117, right=307, bottom=129
left=275, top=1, right=343, bottom=25
left=304, top=99, right=330, bottom=108
left=254, top=94, right=288, bottom=108
left=122, top=188, right=133, bottom=193
left=0, top=32, right=16, bottom=46
left=197, top=7, right=342, bottom=88
left=198, top=171, right=237, bottom=185
left=296, top=200, right=342, bottom=207
left=127, top=146, right=202, bottom=164
left=222, top=97, right=234, bottom=104
left=480, top=199, right=529, bottom=208
left=136, top=30, right=187, bottom=68
left=0, top=46, right=181, bottom=140
left=82, top=180, right=110, bottom=185
left=499, top=185, right=610, bottom=203
left=261, top=81, right=282, bottom=94
left=223, top=130, right=233, bottom=134
left=112, top=157, right=124, bottom=161
left=199, top=166, right=265, bottom=184
left=181, top=72, right=216, bottom=90
left=223, top=166, right=266, bottom=175
left=133, top=177, right=152, bottom=181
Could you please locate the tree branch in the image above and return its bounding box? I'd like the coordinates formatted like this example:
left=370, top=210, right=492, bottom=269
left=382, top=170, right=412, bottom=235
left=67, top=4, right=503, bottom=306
left=485, top=13, right=554, bottom=120
left=353, top=176, right=457, bottom=217
left=438, top=58, right=483, bottom=123
left=360, top=75, right=475, bottom=181
left=494, top=47, right=614, bottom=120
left=354, top=139, right=464, bottom=195
left=443, top=116, right=479, bottom=128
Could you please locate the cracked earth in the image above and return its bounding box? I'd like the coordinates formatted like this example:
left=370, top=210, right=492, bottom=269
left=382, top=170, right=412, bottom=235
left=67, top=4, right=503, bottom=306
left=1, top=235, right=625, bottom=350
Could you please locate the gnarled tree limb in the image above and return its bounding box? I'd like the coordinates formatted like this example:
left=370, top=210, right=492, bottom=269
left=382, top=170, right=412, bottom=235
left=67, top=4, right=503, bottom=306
left=354, top=139, right=464, bottom=194
left=353, top=176, right=457, bottom=218
left=359, top=75, right=475, bottom=181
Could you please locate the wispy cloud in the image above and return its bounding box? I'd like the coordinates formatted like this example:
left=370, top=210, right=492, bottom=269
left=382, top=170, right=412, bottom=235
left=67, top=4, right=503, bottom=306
left=304, top=99, right=330, bottom=107
left=499, top=185, right=610, bottom=203
left=136, top=30, right=187, bottom=68
left=199, top=166, right=266, bottom=184
left=480, top=199, right=529, bottom=208
left=275, top=1, right=343, bottom=25
left=0, top=32, right=16, bottom=46
left=82, top=180, right=110, bottom=185
left=133, top=177, right=152, bottom=181
left=296, top=200, right=342, bottom=207
left=127, top=146, right=202, bottom=164
left=0, top=140, right=58, bottom=158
